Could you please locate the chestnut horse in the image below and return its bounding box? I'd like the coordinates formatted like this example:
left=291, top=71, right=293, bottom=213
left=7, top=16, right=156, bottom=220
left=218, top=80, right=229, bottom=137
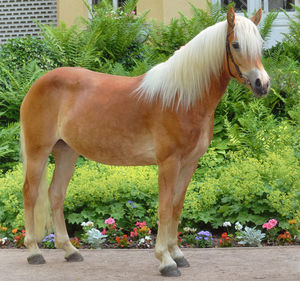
left=21, top=8, right=269, bottom=277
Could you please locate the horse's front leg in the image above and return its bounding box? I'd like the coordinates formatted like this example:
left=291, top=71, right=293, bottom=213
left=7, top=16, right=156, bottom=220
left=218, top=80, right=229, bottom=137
left=156, top=158, right=181, bottom=277
left=168, top=162, right=198, bottom=268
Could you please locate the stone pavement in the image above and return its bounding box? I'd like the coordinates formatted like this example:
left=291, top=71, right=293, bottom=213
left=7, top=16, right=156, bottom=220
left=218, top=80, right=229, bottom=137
left=0, top=247, right=299, bottom=281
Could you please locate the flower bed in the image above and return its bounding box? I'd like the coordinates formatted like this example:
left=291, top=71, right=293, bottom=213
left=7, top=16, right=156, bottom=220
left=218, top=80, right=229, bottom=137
left=0, top=218, right=299, bottom=250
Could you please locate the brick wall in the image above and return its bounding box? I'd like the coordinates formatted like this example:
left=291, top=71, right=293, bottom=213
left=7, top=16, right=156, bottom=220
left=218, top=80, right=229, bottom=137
left=0, top=0, right=57, bottom=44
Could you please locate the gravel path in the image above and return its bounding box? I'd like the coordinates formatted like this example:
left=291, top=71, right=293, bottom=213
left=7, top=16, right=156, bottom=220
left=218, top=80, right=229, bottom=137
left=0, top=247, right=299, bottom=281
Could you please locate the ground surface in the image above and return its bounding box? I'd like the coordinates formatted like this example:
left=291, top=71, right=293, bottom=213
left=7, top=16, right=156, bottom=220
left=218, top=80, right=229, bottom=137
left=0, top=247, right=299, bottom=281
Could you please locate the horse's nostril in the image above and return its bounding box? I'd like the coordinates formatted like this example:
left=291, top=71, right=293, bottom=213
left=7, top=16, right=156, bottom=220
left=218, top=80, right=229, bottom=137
left=255, top=78, right=262, bottom=89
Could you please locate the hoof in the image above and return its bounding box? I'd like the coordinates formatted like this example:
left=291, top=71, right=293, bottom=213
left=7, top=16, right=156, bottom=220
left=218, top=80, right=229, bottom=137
left=174, top=257, right=190, bottom=268
left=27, top=254, right=46, bottom=265
left=160, top=265, right=181, bottom=277
left=65, top=252, right=84, bottom=262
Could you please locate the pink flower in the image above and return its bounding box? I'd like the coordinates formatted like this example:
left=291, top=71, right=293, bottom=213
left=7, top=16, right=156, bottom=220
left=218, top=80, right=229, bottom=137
left=263, top=223, right=272, bottom=230
left=105, top=217, right=115, bottom=225
left=262, top=219, right=278, bottom=230
left=101, top=229, right=106, bottom=235
left=269, top=219, right=277, bottom=227
left=136, top=221, right=146, bottom=228
left=131, top=11, right=135, bottom=15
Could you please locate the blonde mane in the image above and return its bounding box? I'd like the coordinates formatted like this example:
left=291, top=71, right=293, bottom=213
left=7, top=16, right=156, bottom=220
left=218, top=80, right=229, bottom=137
left=137, top=16, right=263, bottom=109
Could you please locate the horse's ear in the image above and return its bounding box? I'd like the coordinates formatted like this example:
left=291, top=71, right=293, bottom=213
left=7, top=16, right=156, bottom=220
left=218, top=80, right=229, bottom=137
left=251, top=8, right=262, bottom=25
left=227, top=6, right=235, bottom=29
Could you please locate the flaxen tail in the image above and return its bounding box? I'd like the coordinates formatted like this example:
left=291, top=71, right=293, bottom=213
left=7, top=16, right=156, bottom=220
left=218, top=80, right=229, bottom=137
left=20, top=125, right=52, bottom=242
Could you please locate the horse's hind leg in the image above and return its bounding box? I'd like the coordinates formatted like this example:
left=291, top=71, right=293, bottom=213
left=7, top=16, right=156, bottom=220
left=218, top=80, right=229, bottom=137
left=23, top=149, right=51, bottom=264
left=49, top=140, right=83, bottom=262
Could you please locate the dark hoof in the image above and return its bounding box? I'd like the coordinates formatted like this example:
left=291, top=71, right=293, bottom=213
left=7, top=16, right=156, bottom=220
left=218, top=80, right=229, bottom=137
left=65, top=252, right=84, bottom=262
left=160, top=265, right=181, bottom=277
left=174, top=257, right=190, bottom=268
left=27, top=254, right=46, bottom=264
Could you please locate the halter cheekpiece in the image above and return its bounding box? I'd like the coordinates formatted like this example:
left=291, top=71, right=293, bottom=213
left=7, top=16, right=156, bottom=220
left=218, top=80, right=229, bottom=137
left=226, top=25, right=249, bottom=85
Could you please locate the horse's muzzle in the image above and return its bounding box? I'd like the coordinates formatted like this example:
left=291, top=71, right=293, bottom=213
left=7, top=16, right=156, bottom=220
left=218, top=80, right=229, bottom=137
left=253, top=78, right=270, bottom=97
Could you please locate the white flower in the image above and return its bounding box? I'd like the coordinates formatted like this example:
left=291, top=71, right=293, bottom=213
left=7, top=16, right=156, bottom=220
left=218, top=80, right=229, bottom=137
left=144, top=235, right=152, bottom=241
left=87, top=221, right=94, bottom=227
left=183, top=227, right=197, bottom=233
left=235, top=222, right=243, bottom=231
left=1, top=237, right=7, bottom=245
left=223, top=221, right=231, bottom=227
left=138, top=238, right=145, bottom=244
left=81, top=222, right=88, bottom=227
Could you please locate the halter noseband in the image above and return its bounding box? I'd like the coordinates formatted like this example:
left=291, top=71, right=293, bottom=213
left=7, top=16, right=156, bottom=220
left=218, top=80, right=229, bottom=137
left=226, top=26, right=249, bottom=85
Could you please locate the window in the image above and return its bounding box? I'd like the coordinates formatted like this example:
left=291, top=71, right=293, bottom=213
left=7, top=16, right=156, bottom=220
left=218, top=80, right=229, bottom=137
left=220, top=0, right=247, bottom=12
left=213, top=0, right=296, bottom=12
left=261, top=0, right=295, bottom=12
left=91, top=0, right=127, bottom=9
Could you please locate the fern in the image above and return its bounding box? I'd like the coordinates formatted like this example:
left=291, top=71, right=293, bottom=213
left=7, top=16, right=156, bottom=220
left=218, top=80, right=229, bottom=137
left=259, top=10, right=279, bottom=41
left=282, top=4, right=300, bottom=44
left=0, top=62, right=44, bottom=125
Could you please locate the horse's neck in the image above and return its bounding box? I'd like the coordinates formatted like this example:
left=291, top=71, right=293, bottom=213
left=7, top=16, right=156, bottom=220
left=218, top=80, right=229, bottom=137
left=191, top=69, right=231, bottom=115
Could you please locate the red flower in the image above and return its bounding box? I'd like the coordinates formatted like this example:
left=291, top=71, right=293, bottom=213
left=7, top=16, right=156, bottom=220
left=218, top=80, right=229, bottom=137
left=221, top=232, right=228, bottom=238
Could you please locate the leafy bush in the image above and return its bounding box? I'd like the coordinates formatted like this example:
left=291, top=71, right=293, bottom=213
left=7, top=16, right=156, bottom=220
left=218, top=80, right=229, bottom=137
left=64, top=163, right=159, bottom=232
left=0, top=137, right=299, bottom=234
left=0, top=62, right=44, bottom=125
left=0, top=164, right=25, bottom=230
left=39, top=0, right=148, bottom=71
left=185, top=136, right=300, bottom=230
left=0, top=123, right=20, bottom=171
left=148, top=2, right=226, bottom=60
left=0, top=36, right=61, bottom=71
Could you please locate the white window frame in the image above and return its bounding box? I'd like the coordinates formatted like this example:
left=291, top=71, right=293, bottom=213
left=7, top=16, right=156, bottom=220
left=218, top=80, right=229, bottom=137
left=211, top=0, right=300, bottom=47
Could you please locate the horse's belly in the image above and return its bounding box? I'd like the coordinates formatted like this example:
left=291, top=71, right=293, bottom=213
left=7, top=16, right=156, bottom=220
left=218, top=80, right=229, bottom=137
left=62, top=130, right=157, bottom=166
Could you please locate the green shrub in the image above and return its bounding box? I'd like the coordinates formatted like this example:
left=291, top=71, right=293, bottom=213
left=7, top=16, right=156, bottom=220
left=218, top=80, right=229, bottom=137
left=0, top=164, right=25, bottom=230
left=0, top=36, right=61, bottom=71
left=0, top=130, right=299, bottom=234
left=0, top=123, right=20, bottom=171
left=0, top=62, right=44, bottom=125
left=0, top=162, right=159, bottom=233
left=148, top=2, right=226, bottom=60
left=39, top=0, right=148, bottom=72
left=64, top=162, right=159, bottom=232
left=186, top=121, right=300, bottom=230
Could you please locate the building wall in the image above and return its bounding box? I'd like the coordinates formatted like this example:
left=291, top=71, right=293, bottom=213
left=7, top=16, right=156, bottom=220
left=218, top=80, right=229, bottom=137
left=0, top=0, right=57, bottom=43
left=57, top=0, right=89, bottom=26
left=137, top=0, right=208, bottom=23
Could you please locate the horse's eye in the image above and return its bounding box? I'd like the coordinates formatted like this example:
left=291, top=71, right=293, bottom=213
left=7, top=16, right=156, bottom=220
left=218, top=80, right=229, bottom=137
left=232, top=42, right=240, bottom=50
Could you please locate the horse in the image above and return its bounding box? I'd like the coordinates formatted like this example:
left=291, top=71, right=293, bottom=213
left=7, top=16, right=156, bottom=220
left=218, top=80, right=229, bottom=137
left=20, top=7, right=270, bottom=277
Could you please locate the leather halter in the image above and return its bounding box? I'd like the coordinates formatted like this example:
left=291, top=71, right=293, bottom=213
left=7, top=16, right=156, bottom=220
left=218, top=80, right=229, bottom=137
left=226, top=26, right=249, bottom=85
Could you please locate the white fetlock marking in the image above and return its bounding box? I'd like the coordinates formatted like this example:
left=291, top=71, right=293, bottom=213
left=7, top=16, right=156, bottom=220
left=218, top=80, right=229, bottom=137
left=170, top=246, right=184, bottom=260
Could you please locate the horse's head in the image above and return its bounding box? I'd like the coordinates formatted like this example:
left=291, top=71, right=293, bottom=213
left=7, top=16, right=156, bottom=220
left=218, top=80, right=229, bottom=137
left=226, top=7, right=270, bottom=97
